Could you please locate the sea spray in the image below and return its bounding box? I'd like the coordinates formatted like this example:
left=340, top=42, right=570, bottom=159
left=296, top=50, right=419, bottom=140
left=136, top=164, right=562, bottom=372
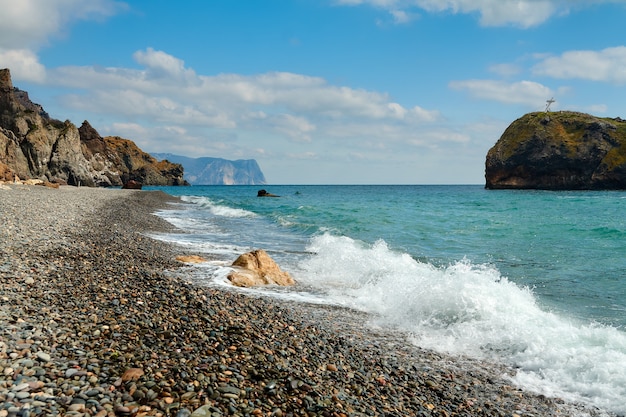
left=298, top=233, right=626, bottom=414
left=150, top=184, right=626, bottom=414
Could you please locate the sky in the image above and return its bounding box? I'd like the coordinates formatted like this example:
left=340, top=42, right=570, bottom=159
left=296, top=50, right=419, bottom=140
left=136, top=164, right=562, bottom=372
left=1, top=0, right=626, bottom=184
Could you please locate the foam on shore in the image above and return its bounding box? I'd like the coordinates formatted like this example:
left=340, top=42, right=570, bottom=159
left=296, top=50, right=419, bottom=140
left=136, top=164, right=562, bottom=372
left=0, top=184, right=614, bottom=417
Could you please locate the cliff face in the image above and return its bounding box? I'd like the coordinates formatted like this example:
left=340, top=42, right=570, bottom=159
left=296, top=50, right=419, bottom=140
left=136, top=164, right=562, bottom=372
left=152, top=153, right=267, bottom=185
left=79, top=122, right=187, bottom=186
left=485, top=111, right=626, bottom=190
left=0, top=68, right=187, bottom=186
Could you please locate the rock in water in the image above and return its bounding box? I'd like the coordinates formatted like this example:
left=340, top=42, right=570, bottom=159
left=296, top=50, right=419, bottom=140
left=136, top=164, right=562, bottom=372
left=227, top=249, right=295, bottom=287
left=257, top=189, right=280, bottom=197
left=485, top=111, right=626, bottom=190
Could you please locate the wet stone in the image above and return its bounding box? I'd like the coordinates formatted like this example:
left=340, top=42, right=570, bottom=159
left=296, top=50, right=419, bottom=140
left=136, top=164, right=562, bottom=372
left=15, top=392, right=30, bottom=400
left=216, top=386, right=240, bottom=396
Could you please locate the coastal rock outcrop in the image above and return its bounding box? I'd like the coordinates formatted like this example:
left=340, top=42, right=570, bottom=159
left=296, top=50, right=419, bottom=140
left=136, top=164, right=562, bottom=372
left=485, top=111, right=626, bottom=190
left=0, top=68, right=187, bottom=186
left=227, top=249, right=295, bottom=287
left=257, top=189, right=280, bottom=197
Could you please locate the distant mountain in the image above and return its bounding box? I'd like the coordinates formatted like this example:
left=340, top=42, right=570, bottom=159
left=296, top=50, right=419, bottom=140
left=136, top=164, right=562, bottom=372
left=152, top=153, right=267, bottom=185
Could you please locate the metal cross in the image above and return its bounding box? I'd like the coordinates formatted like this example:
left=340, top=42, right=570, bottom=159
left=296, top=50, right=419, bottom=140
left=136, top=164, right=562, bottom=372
left=545, top=97, right=555, bottom=112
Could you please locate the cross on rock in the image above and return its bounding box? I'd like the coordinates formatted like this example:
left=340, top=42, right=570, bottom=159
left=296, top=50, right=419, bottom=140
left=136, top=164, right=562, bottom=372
left=545, top=97, right=555, bottom=112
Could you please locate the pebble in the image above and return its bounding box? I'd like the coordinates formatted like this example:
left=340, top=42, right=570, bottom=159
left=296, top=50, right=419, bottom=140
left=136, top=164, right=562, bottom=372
left=12, top=383, right=29, bottom=392
left=0, top=186, right=612, bottom=417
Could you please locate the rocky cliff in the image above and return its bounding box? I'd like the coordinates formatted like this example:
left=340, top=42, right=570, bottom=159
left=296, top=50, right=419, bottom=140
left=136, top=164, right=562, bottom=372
left=0, top=68, right=187, bottom=186
left=151, top=153, right=266, bottom=185
left=485, top=111, right=626, bottom=190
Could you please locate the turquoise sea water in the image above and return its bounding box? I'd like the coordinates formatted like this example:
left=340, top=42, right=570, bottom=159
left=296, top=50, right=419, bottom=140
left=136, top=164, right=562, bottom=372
left=147, top=185, right=626, bottom=415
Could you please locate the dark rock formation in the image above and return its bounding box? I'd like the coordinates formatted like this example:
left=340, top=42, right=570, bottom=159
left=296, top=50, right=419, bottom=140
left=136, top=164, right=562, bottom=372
left=122, top=179, right=143, bottom=190
left=257, top=189, right=279, bottom=197
left=485, top=111, right=626, bottom=190
left=152, top=153, right=266, bottom=185
left=0, top=68, right=187, bottom=186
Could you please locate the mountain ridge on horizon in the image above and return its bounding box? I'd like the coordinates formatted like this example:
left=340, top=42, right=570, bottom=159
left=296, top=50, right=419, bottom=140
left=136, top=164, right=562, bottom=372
left=152, top=153, right=267, bottom=185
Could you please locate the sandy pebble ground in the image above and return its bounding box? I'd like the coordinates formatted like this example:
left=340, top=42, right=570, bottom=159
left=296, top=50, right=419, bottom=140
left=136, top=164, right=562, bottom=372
left=0, top=184, right=616, bottom=417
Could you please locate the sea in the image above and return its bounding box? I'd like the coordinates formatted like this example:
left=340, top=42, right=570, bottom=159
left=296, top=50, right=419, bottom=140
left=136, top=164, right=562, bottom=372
left=145, top=184, right=626, bottom=415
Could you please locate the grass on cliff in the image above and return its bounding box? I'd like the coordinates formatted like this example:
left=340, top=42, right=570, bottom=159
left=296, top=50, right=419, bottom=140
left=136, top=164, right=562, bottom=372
left=495, top=111, right=626, bottom=165
left=602, top=120, right=626, bottom=170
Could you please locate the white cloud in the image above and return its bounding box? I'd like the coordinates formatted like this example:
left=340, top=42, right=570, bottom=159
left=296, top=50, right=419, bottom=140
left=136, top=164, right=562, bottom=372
left=417, top=0, right=556, bottom=27
left=0, top=49, right=46, bottom=82
left=488, top=63, right=522, bottom=77
left=0, top=0, right=126, bottom=49
left=262, top=114, right=317, bottom=143
left=336, top=0, right=619, bottom=28
left=133, top=48, right=197, bottom=80
left=390, top=9, right=414, bottom=24
left=46, top=49, right=441, bottom=144
left=0, top=0, right=126, bottom=82
left=107, top=122, right=147, bottom=137
left=532, top=46, right=626, bottom=84
left=449, top=79, right=554, bottom=107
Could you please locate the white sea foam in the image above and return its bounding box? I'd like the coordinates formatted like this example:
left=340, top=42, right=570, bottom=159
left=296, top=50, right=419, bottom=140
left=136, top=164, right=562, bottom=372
left=154, top=211, right=220, bottom=232
left=181, top=195, right=256, bottom=218
left=297, top=233, right=626, bottom=415
left=151, top=188, right=626, bottom=415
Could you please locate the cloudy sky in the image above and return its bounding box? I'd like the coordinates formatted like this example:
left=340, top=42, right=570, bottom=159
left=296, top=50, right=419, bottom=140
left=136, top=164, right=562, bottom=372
left=1, top=0, right=625, bottom=184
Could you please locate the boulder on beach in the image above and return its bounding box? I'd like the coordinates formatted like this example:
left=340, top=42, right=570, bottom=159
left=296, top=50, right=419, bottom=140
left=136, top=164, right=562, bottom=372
left=227, top=249, right=294, bottom=287
left=36, top=181, right=60, bottom=189
left=122, top=179, right=142, bottom=189
left=176, top=255, right=207, bottom=263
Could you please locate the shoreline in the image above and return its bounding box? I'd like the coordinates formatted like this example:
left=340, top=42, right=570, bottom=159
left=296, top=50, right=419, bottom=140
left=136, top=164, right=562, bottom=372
left=0, top=185, right=614, bottom=417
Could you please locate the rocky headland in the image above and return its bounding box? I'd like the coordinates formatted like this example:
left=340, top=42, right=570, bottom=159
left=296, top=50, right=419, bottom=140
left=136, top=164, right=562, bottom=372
left=151, top=154, right=266, bottom=186
left=0, top=185, right=613, bottom=417
left=0, top=68, right=186, bottom=187
left=485, top=111, right=626, bottom=190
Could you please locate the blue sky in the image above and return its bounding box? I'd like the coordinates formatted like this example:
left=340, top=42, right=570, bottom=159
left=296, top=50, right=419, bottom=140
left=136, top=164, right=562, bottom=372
left=1, top=0, right=626, bottom=184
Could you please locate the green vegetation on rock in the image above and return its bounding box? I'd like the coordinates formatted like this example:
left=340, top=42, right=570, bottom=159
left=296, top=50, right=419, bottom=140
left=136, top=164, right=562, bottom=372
left=485, top=111, right=626, bottom=190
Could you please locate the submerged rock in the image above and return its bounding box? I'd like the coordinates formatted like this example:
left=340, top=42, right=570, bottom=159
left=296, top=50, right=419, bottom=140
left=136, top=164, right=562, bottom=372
left=257, top=189, right=280, bottom=197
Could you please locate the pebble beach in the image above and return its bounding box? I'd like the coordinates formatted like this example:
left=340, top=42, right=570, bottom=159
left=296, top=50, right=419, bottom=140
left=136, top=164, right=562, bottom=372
left=0, top=185, right=614, bottom=417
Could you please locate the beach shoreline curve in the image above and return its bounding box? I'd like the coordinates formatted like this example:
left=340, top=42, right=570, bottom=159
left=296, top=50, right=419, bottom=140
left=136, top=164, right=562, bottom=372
left=0, top=185, right=614, bottom=417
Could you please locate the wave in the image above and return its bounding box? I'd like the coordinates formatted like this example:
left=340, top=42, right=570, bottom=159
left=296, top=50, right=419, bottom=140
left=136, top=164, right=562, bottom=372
left=181, top=195, right=257, bottom=218
left=152, top=187, right=626, bottom=414
left=296, top=233, right=626, bottom=414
